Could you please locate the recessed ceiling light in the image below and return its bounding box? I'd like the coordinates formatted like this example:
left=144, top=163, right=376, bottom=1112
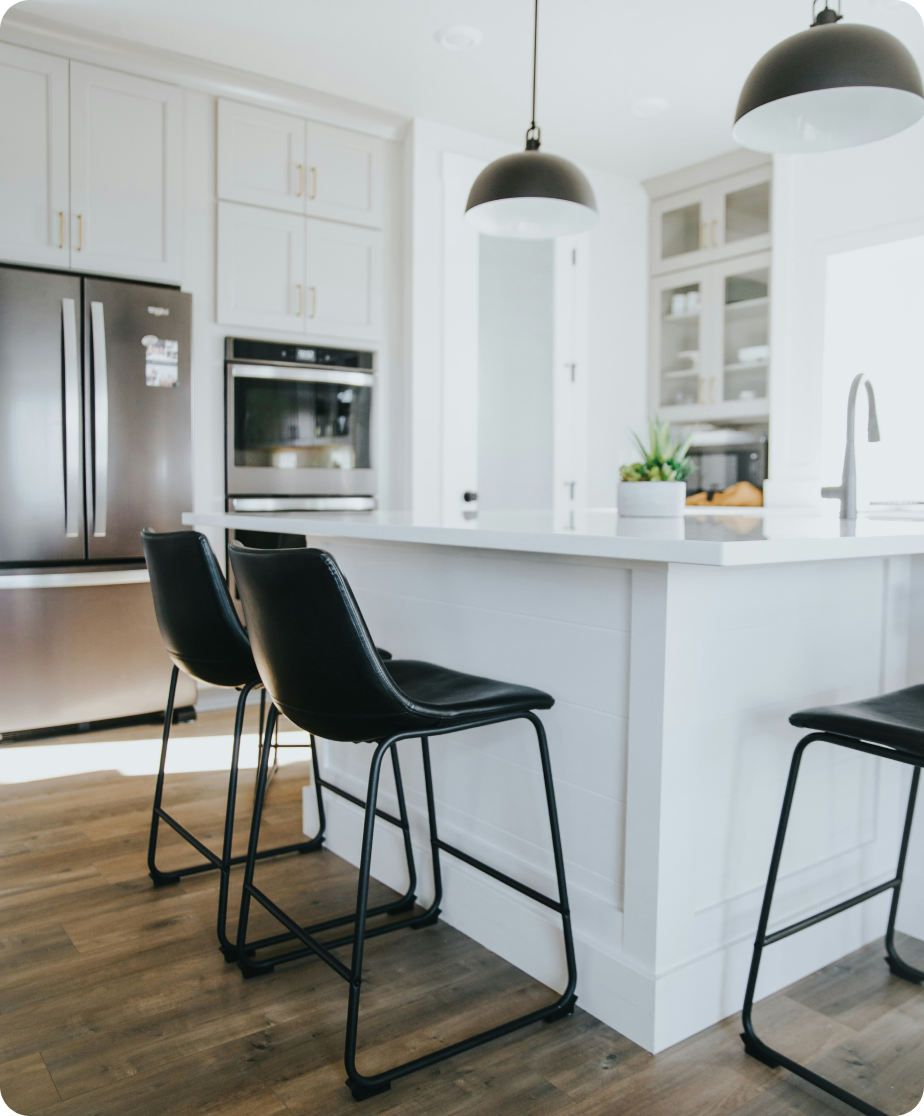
left=632, top=96, right=670, bottom=118
left=436, top=25, right=484, bottom=51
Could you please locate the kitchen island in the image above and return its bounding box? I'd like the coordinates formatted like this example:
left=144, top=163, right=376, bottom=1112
left=185, top=508, right=924, bottom=1053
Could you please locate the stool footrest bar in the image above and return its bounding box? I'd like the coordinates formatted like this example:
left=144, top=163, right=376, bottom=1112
left=318, top=778, right=405, bottom=830
left=763, top=877, right=899, bottom=946
left=155, top=807, right=223, bottom=869
left=243, top=895, right=421, bottom=952
left=245, top=883, right=352, bottom=981
left=436, top=838, right=565, bottom=913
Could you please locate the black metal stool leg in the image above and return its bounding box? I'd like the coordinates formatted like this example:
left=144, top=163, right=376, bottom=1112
left=386, top=743, right=418, bottom=915
left=237, top=705, right=278, bottom=977
left=529, top=711, right=578, bottom=1021
left=344, top=716, right=578, bottom=1101
left=885, top=766, right=924, bottom=983
left=741, top=734, right=921, bottom=1116
left=148, top=666, right=180, bottom=886
left=344, top=740, right=394, bottom=1100
left=742, top=735, right=814, bottom=1071
left=216, top=680, right=259, bottom=961
left=411, top=736, right=442, bottom=929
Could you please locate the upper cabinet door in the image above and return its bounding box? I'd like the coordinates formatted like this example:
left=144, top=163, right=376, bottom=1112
left=0, top=44, right=69, bottom=268
left=217, top=99, right=307, bottom=215
left=303, top=120, right=383, bottom=228
left=70, top=62, right=183, bottom=282
left=217, top=201, right=307, bottom=332
left=305, top=218, right=382, bottom=340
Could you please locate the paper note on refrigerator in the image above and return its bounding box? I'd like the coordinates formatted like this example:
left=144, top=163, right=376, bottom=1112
left=141, top=334, right=179, bottom=387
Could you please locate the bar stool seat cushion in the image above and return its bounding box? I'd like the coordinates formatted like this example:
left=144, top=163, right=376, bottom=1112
left=790, top=683, right=924, bottom=757
left=385, top=659, right=553, bottom=722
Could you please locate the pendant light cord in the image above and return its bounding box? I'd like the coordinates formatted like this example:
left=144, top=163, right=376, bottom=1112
left=526, top=0, right=541, bottom=148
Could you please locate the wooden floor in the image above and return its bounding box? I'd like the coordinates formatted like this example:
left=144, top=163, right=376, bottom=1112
left=1, top=707, right=923, bottom=1116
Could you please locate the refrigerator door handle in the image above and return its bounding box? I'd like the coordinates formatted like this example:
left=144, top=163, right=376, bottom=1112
left=61, top=298, right=81, bottom=538
left=90, top=300, right=108, bottom=537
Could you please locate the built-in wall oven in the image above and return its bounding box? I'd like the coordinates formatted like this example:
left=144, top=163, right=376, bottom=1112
left=225, top=338, right=375, bottom=512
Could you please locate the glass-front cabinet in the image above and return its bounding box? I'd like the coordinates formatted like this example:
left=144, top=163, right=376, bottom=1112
left=651, top=165, right=772, bottom=276
left=650, top=250, right=771, bottom=423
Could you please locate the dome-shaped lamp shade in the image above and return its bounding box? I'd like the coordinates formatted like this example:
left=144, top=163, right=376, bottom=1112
left=734, top=22, right=924, bottom=153
left=465, top=149, right=598, bottom=238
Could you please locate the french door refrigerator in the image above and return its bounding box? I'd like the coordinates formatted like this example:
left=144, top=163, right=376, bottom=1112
left=0, top=265, right=196, bottom=737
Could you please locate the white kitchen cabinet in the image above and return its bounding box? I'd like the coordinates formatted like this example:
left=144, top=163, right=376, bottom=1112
left=303, top=119, right=383, bottom=228
left=70, top=62, right=183, bottom=282
left=217, top=99, right=306, bottom=215
left=650, top=249, right=771, bottom=424
left=305, top=218, right=382, bottom=339
left=217, top=201, right=306, bottom=332
left=0, top=44, right=69, bottom=268
left=216, top=99, right=383, bottom=229
left=651, top=164, right=771, bottom=276
left=217, top=201, right=382, bottom=340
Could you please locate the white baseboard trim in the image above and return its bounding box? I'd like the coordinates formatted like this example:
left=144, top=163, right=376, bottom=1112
left=306, top=784, right=910, bottom=1054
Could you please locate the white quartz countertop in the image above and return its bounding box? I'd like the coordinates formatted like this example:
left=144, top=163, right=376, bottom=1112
left=184, top=507, right=924, bottom=566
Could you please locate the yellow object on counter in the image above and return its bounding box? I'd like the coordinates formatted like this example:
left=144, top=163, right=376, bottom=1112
left=686, top=481, right=763, bottom=507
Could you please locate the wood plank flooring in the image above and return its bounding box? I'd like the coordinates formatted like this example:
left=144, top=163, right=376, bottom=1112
left=1, top=707, right=922, bottom=1116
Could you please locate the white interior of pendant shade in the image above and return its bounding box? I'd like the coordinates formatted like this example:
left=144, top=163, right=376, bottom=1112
left=734, top=85, right=924, bottom=153
left=465, top=196, right=598, bottom=239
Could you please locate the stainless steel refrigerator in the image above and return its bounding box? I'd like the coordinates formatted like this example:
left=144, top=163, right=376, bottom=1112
left=0, top=265, right=196, bottom=738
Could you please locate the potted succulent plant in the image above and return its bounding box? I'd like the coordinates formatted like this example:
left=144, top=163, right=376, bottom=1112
left=617, top=418, right=694, bottom=517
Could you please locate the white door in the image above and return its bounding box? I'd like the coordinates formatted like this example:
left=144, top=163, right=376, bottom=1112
left=0, top=44, right=69, bottom=268
left=217, top=201, right=307, bottom=332
left=70, top=62, right=183, bottom=282
left=305, top=218, right=381, bottom=340
left=217, top=99, right=307, bottom=215
left=304, top=120, right=383, bottom=228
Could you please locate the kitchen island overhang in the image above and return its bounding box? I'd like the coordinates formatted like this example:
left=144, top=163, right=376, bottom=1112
left=186, top=509, right=924, bottom=1053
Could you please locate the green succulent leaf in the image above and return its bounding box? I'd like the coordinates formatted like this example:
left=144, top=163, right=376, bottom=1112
left=620, top=416, right=695, bottom=483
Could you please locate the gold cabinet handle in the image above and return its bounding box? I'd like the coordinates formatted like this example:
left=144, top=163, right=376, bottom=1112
left=309, top=286, right=317, bottom=318
left=76, top=214, right=83, bottom=251
left=710, top=219, right=718, bottom=248
left=296, top=284, right=303, bottom=316
left=296, top=164, right=303, bottom=197
left=310, top=167, right=317, bottom=200
left=58, top=211, right=65, bottom=250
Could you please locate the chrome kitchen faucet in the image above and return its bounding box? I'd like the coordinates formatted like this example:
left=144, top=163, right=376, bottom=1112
left=821, top=373, right=880, bottom=520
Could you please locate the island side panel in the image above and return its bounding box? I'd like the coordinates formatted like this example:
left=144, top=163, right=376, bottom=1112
left=649, top=555, right=918, bottom=1052
left=301, top=537, right=651, bottom=1041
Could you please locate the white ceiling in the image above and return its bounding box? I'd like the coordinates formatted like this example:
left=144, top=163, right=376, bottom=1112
left=15, top=0, right=924, bottom=180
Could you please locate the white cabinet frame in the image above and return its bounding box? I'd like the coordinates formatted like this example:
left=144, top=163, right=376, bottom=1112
left=0, top=43, right=69, bottom=268
left=70, top=62, right=184, bottom=282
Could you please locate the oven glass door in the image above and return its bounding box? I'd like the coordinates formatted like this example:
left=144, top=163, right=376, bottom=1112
left=232, top=367, right=372, bottom=473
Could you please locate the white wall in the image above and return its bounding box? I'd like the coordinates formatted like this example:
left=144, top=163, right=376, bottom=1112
left=766, top=118, right=924, bottom=507
left=478, top=236, right=554, bottom=511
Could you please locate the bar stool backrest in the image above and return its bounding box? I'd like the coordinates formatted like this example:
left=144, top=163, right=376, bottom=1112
left=228, top=543, right=421, bottom=742
left=142, top=528, right=258, bottom=687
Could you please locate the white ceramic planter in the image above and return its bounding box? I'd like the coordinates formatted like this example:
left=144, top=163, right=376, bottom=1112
left=617, top=480, right=687, bottom=517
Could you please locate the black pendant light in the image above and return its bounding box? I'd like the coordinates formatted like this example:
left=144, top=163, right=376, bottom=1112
left=734, top=0, right=924, bottom=153
left=465, top=0, right=597, bottom=238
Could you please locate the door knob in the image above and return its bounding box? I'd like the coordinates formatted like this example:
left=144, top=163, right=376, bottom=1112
left=463, top=491, right=478, bottom=502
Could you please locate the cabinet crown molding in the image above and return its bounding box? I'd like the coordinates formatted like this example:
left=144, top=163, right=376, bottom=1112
left=644, top=149, right=771, bottom=202
left=0, top=10, right=408, bottom=143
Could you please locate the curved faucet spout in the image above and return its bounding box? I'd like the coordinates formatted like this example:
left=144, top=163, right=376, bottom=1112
left=821, top=373, right=880, bottom=520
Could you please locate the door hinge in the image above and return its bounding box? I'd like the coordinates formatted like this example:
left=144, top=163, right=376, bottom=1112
left=572, top=248, right=577, bottom=266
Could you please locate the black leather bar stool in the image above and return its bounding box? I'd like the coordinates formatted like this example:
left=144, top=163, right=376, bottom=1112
left=742, top=686, right=924, bottom=1116
left=228, top=542, right=577, bottom=1101
left=141, top=529, right=411, bottom=962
